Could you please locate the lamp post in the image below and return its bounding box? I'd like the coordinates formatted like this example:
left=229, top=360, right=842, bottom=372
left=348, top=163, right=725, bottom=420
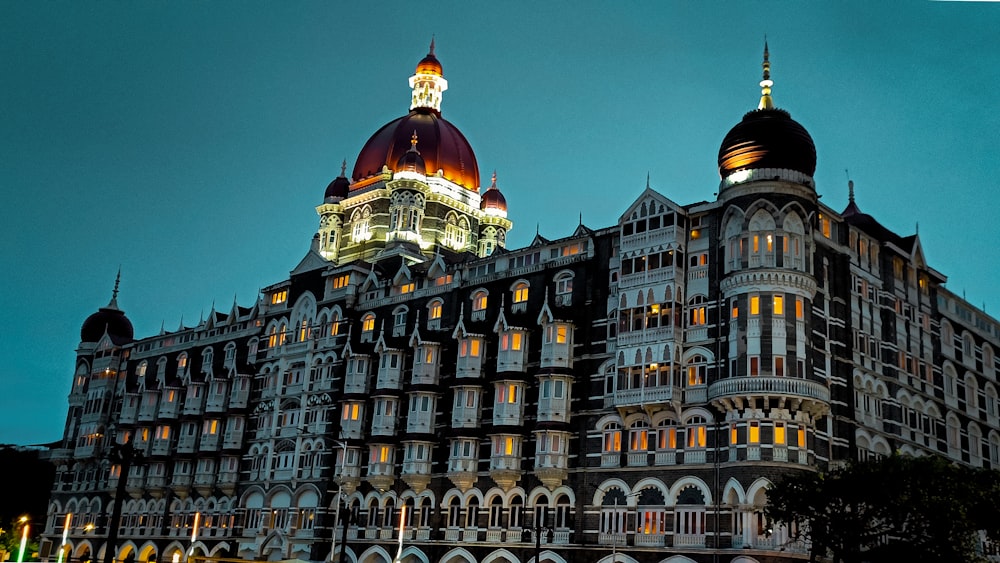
left=329, top=440, right=348, bottom=563
left=532, top=507, right=552, bottom=563
left=104, top=434, right=143, bottom=563
left=57, top=513, right=72, bottom=563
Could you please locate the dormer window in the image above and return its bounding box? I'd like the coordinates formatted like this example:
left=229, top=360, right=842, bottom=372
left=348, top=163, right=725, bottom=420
left=361, top=313, right=376, bottom=343
left=270, top=290, right=288, bottom=305
left=471, top=290, right=488, bottom=321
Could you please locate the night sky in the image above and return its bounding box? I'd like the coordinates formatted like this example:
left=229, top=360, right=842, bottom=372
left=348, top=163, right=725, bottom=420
left=2, top=2, right=999, bottom=445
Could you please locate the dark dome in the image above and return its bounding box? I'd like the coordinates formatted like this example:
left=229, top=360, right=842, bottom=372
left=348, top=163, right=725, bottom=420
left=718, top=108, right=816, bottom=179
left=396, top=140, right=427, bottom=174
left=325, top=175, right=350, bottom=201
left=81, top=306, right=134, bottom=343
left=352, top=108, right=480, bottom=190
left=481, top=187, right=507, bottom=212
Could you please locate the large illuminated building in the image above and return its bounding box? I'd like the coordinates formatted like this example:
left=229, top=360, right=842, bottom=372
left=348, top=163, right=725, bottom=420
left=41, top=43, right=1000, bottom=563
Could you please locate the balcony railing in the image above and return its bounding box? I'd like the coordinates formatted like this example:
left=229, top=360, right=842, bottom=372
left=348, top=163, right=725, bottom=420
left=708, top=376, right=830, bottom=403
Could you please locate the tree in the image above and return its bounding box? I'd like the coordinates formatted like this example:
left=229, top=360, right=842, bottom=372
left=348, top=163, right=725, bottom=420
left=766, top=454, right=1000, bottom=563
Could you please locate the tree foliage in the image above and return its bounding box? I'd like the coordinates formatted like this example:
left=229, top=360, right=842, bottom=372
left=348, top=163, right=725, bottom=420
left=766, top=454, right=1000, bottom=563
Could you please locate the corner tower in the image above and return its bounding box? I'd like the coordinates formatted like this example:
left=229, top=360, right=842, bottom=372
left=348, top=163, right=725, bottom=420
left=710, top=43, right=830, bottom=467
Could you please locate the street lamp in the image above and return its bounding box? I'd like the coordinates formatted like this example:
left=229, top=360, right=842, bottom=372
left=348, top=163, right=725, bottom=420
left=16, top=516, right=29, bottom=563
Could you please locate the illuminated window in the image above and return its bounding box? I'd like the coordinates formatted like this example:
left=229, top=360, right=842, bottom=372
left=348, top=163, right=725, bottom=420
left=497, top=383, right=519, bottom=404
left=774, top=423, right=786, bottom=445
left=342, top=402, right=362, bottom=421
left=731, top=301, right=739, bottom=319
left=270, top=290, right=288, bottom=305
left=555, top=325, right=567, bottom=344
left=686, top=418, right=707, bottom=448
left=397, top=282, right=415, bottom=295
left=658, top=423, right=677, bottom=449
left=750, top=296, right=760, bottom=315
left=157, top=425, right=170, bottom=440
left=361, top=314, right=375, bottom=333
left=797, top=426, right=806, bottom=447
left=773, top=295, right=784, bottom=316
left=689, top=296, right=707, bottom=327
left=687, top=355, right=706, bottom=386
left=629, top=422, right=649, bottom=451
left=818, top=214, right=831, bottom=238
left=178, top=353, right=188, bottom=370
left=472, top=290, right=488, bottom=312
left=795, top=297, right=804, bottom=319
left=500, top=331, right=523, bottom=351
left=203, top=419, right=219, bottom=435
left=748, top=421, right=760, bottom=444
left=603, top=423, right=622, bottom=453
left=513, top=282, right=529, bottom=304
left=331, top=274, right=350, bottom=289
left=730, top=423, right=738, bottom=445
left=428, top=299, right=442, bottom=320
left=460, top=338, right=481, bottom=357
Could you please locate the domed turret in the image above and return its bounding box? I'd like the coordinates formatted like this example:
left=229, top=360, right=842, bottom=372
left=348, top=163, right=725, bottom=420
left=717, top=42, right=816, bottom=183
left=395, top=131, right=427, bottom=173
left=481, top=171, right=508, bottom=216
left=324, top=160, right=350, bottom=202
left=80, top=271, right=134, bottom=343
left=352, top=42, right=480, bottom=190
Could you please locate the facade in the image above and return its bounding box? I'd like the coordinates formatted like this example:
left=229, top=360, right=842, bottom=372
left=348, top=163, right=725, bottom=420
left=41, top=44, right=1000, bottom=563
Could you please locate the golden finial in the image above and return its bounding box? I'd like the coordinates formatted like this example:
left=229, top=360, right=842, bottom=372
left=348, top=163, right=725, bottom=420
left=758, top=37, right=774, bottom=110
left=410, top=130, right=419, bottom=150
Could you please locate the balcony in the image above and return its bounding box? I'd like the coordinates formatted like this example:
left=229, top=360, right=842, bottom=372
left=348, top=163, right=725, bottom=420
left=618, top=267, right=676, bottom=289
left=708, top=376, right=830, bottom=415
left=635, top=533, right=665, bottom=547
left=200, top=433, right=221, bottom=451
left=615, top=325, right=676, bottom=347
left=673, top=533, right=706, bottom=547
left=611, top=384, right=673, bottom=408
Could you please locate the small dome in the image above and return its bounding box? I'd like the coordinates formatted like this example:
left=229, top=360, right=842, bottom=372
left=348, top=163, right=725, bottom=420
left=718, top=108, right=816, bottom=179
left=81, top=306, right=134, bottom=343
left=395, top=132, right=427, bottom=173
left=324, top=160, right=350, bottom=201
left=481, top=171, right=507, bottom=214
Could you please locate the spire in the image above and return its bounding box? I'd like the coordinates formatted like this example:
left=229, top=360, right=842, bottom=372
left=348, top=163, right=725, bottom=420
left=340, top=159, right=347, bottom=178
left=410, top=130, right=419, bottom=152
left=646, top=172, right=650, bottom=190
left=105, top=268, right=122, bottom=310
left=758, top=38, right=774, bottom=110
left=848, top=180, right=855, bottom=203
left=429, top=36, right=435, bottom=56
left=490, top=170, right=497, bottom=189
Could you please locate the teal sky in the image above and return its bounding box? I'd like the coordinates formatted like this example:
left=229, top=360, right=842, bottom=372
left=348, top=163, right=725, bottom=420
left=2, top=1, right=999, bottom=445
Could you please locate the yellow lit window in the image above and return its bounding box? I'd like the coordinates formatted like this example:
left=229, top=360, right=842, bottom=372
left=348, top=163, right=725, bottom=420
left=362, top=315, right=375, bottom=332
left=470, top=339, right=481, bottom=357
left=379, top=446, right=390, bottom=463
left=752, top=235, right=760, bottom=253
left=424, top=348, right=434, bottom=364
left=511, top=332, right=522, bottom=351
left=660, top=427, right=676, bottom=449
left=766, top=234, right=774, bottom=252
left=205, top=419, right=218, bottom=435
left=605, top=429, right=622, bottom=452
left=730, top=423, right=738, bottom=445
left=330, top=319, right=340, bottom=336
left=819, top=215, right=831, bottom=238
left=797, top=427, right=806, bottom=447
left=429, top=301, right=442, bottom=320
left=556, top=325, right=567, bottom=344
left=731, top=303, right=739, bottom=319
left=796, top=297, right=804, bottom=319
left=748, top=422, right=760, bottom=444
left=398, top=282, right=415, bottom=294
left=630, top=429, right=648, bottom=450
left=157, top=426, right=170, bottom=440
left=774, top=423, right=786, bottom=445
left=750, top=296, right=760, bottom=315
left=271, top=290, right=288, bottom=305
left=773, top=295, right=784, bottom=316
left=167, top=390, right=176, bottom=403
left=140, top=428, right=149, bottom=441
left=473, top=292, right=488, bottom=311
left=513, top=283, right=529, bottom=303
left=687, top=425, right=706, bottom=448
left=332, top=275, right=350, bottom=289
left=504, top=437, right=515, bottom=455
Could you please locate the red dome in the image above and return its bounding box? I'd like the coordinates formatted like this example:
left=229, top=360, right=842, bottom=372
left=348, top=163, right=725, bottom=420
left=352, top=108, right=480, bottom=190
left=481, top=187, right=507, bottom=213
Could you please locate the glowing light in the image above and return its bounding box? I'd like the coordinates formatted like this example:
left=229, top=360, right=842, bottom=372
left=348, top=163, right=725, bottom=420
left=17, top=519, right=29, bottom=563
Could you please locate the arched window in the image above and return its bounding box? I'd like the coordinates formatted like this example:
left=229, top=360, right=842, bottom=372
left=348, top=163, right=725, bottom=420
left=472, top=289, right=488, bottom=312
left=688, top=296, right=707, bottom=327
left=361, top=314, right=376, bottom=342
left=687, top=355, right=707, bottom=386
left=603, top=422, right=622, bottom=454
left=512, top=281, right=529, bottom=304
left=629, top=420, right=650, bottom=451
left=686, top=416, right=707, bottom=449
